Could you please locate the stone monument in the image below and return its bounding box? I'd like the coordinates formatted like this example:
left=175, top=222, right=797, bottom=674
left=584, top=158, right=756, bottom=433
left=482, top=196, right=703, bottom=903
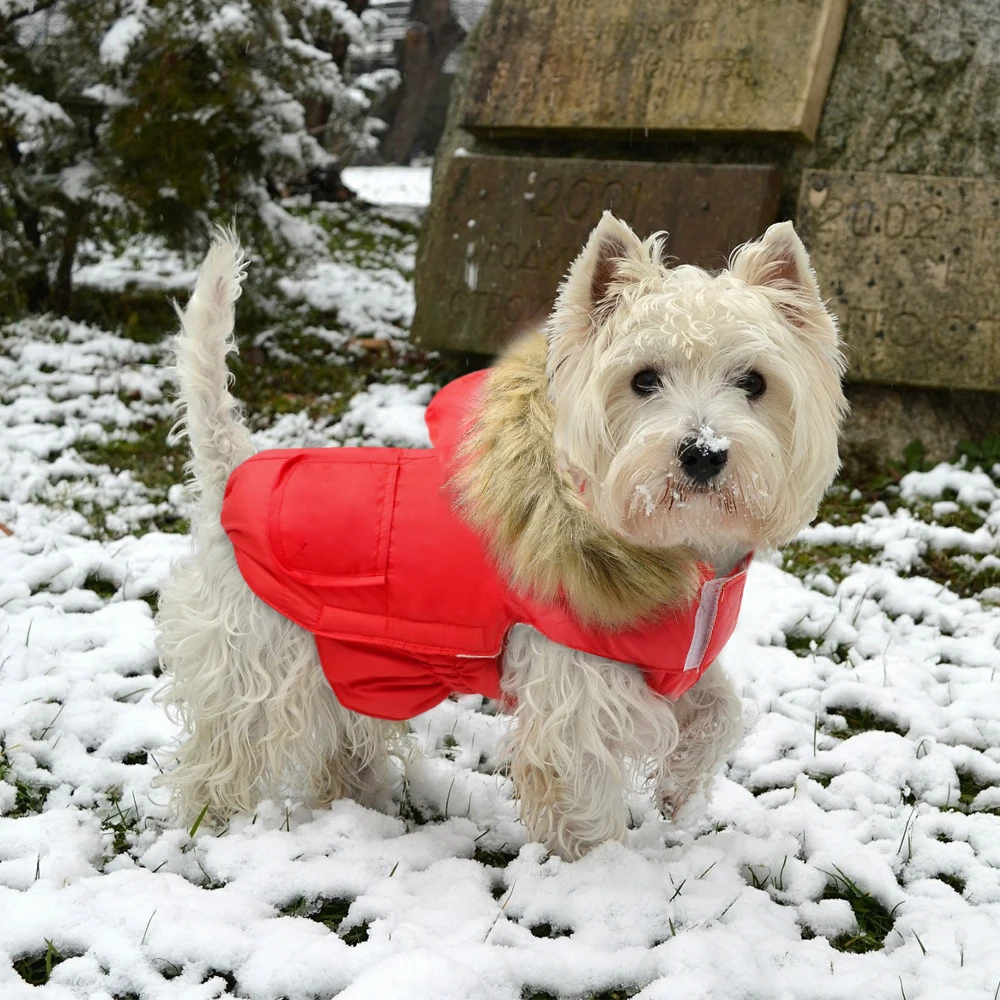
left=413, top=0, right=847, bottom=354
left=788, top=0, right=1000, bottom=471
left=463, top=0, right=846, bottom=140
left=414, top=0, right=1000, bottom=472
left=798, top=170, right=1000, bottom=392
left=418, top=156, right=780, bottom=353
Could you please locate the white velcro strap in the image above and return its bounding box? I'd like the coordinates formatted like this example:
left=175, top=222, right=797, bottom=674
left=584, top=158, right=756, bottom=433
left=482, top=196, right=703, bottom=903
left=683, top=576, right=723, bottom=672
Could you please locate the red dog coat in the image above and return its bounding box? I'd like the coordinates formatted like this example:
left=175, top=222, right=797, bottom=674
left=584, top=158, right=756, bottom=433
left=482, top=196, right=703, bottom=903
left=221, top=371, right=750, bottom=721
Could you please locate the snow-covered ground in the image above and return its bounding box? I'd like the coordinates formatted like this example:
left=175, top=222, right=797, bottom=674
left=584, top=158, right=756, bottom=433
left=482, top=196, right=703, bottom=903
left=341, top=166, right=431, bottom=208
left=2, top=169, right=1000, bottom=999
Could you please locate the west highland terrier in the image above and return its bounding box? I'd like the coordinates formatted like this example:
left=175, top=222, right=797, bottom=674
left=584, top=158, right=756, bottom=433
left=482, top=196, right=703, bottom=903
left=156, top=213, right=847, bottom=860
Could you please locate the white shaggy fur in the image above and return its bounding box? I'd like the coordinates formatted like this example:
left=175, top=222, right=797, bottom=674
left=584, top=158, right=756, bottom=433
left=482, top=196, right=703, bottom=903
left=548, top=215, right=847, bottom=559
left=157, top=217, right=844, bottom=859
left=155, top=235, right=392, bottom=824
left=502, top=627, right=743, bottom=860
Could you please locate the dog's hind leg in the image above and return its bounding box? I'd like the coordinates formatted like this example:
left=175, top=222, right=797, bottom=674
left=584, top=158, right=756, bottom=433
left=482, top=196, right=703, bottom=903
left=155, top=231, right=391, bottom=823
left=501, top=625, right=684, bottom=860
left=156, top=532, right=392, bottom=823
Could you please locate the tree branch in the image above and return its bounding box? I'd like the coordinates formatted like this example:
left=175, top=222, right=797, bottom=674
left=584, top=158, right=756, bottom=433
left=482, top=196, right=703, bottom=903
left=2, top=0, right=63, bottom=29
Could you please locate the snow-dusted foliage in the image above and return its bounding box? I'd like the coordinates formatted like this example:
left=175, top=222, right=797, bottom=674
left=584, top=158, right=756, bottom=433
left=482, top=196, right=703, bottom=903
left=0, top=0, right=397, bottom=310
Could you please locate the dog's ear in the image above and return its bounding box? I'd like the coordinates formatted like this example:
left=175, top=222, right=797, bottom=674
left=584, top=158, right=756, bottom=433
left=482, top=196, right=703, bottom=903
left=730, top=222, right=833, bottom=336
left=559, top=212, right=649, bottom=326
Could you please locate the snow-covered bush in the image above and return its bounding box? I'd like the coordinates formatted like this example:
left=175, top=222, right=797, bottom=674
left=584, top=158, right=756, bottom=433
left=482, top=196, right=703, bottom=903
left=0, top=0, right=396, bottom=313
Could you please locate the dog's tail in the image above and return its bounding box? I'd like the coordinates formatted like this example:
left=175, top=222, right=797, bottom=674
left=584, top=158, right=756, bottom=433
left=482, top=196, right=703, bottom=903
left=172, top=229, right=255, bottom=520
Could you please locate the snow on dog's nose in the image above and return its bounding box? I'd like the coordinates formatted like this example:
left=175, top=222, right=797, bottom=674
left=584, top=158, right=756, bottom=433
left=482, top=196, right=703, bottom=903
left=678, top=426, right=729, bottom=483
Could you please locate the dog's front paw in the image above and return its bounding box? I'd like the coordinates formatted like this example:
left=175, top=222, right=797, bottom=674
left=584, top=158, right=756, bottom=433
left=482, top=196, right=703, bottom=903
left=658, top=776, right=710, bottom=827
left=541, top=824, right=627, bottom=862
left=515, top=767, right=628, bottom=860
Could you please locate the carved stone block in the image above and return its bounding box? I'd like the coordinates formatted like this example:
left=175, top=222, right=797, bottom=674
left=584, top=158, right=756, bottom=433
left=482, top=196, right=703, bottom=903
left=412, top=155, right=781, bottom=353
left=798, top=170, right=1000, bottom=391
left=463, top=0, right=847, bottom=140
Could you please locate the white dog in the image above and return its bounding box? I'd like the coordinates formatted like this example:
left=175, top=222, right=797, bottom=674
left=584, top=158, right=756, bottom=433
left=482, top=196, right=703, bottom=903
left=156, top=213, right=846, bottom=860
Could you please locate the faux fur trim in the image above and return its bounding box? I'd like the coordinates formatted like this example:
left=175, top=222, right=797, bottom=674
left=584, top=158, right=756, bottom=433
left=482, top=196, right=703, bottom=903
left=451, top=332, right=702, bottom=629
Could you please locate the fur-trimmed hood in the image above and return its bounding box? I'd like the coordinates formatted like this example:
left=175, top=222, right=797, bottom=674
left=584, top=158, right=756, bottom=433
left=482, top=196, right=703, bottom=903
left=446, top=332, right=702, bottom=629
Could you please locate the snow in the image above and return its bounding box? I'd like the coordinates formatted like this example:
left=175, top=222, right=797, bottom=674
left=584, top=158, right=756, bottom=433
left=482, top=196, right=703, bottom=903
left=635, top=484, right=658, bottom=517
left=451, top=0, right=491, bottom=32
left=342, top=166, right=432, bottom=208
left=74, top=256, right=198, bottom=295
left=0, top=82, right=71, bottom=142
left=253, top=382, right=433, bottom=452
left=99, top=12, right=146, bottom=66
left=694, top=424, right=730, bottom=454
left=900, top=463, right=1000, bottom=506
left=278, top=260, right=414, bottom=340
left=2, top=192, right=1000, bottom=996
left=59, top=162, right=98, bottom=202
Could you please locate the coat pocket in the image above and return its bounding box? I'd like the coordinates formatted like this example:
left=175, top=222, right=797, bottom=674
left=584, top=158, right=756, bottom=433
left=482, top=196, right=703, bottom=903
left=269, top=451, right=400, bottom=587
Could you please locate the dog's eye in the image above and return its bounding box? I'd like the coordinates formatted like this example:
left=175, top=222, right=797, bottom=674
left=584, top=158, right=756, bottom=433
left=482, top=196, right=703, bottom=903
left=735, top=370, right=766, bottom=400
left=631, top=369, right=662, bottom=396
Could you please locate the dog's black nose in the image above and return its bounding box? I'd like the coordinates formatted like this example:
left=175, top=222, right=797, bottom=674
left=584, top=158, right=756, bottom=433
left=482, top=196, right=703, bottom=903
left=678, top=438, right=728, bottom=483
